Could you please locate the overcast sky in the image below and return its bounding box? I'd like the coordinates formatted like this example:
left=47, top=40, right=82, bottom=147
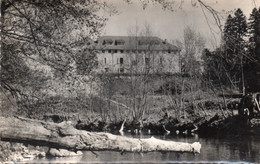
left=100, top=0, right=260, bottom=50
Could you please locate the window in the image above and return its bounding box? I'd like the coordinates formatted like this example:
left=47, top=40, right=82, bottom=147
left=104, top=58, right=106, bottom=64
left=132, top=60, right=137, bottom=66
left=168, top=50, right=171, bottom=54
left=138, top=40, right=149, bottom=45
left=102, top=50, right=105, bottom=53
left=159, top=57, right=163, bottom=64
left=151, top=40, right=160, bottom=45
left=120, top=68, right=124, bottom=73
left=120, top=58, right=124, bottom=64
left=120, top=50, right=124, bottom=53
left=103, top=39, right=113, bottom=45
left=115, top=40, right=125, bottom=45
left=114, top=50, right=118, bottom=53
left=108, top=50, right=112, bottom=53
left=145, top=58, right=150, bottom=65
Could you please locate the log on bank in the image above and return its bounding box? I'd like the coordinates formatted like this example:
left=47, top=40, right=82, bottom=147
left=0, top=116, right=201, bottom=153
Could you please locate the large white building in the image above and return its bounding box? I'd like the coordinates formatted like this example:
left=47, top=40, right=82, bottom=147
left=95, top=36, right=181, bottom=74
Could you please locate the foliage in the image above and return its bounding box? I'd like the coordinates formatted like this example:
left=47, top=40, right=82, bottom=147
left=0, top=0, right=111, bottom=117
left=222, top=9, right=247, bottom=88
left=245, top=7, right=260, bottom=92
left=203, top=8, right=260, bottom=92
left=1, top=0, right=107, bottom=96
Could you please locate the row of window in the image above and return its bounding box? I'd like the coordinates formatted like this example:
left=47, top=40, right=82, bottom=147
left=102, top=40, right=125, bottom=45
left=104, top=67, right=125, bottom=73
left=101, top=50, right=174, bottom=54
left=104, top=67, right=153, bottom=73
left=102, top=40, right=161, bottom=46
left=103, top=57, right=164, bottom=65
left=104, top=57, right=124, bottom=64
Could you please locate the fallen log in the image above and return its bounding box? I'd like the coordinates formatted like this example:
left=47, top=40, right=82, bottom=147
left=0, top=116, right=201, bottom=153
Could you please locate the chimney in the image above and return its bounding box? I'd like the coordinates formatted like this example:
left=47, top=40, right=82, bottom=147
left=163, top=39, right=167, bottom=44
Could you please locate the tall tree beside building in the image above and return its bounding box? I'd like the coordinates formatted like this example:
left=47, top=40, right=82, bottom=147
left=202, top=48, right=216, bottom=82
left=181, top=26, right=205, bottom=76
left=234, top=8, right=247, bottom=94
left=223, top=15, right=235, bottom=52
left=202, top=47, right=231, bottom=86
left=248, top=8, right=260, bottom=56
left=222, top=9, right=247, bottom=92
left=256, top=8, right=260, bottom=92
left=245, top=7, right=260, bottom=92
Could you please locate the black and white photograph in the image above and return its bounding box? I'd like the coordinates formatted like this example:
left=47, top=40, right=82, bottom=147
left=0, top=0, right=260, bottom=163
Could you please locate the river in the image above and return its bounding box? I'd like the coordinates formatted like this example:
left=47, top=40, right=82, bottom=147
left=31, top=133, right=260, bottom=163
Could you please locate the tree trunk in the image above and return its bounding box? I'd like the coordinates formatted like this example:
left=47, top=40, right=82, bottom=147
left=0, top=116, right=201, bottom=153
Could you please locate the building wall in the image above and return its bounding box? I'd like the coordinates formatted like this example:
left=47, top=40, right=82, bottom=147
left=96, top=50, right=180, bottom=74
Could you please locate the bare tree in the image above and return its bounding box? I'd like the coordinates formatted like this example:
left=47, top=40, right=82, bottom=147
left=181, top=26, right=206, bottom=76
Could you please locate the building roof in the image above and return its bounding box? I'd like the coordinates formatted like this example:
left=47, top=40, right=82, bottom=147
left=94, top=36, right=180, bottom=51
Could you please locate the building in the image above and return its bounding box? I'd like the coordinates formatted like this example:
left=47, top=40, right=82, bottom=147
left=95, top=36, right=181, bottom=74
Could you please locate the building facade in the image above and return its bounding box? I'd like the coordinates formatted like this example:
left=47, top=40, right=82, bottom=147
left=95, top=36, right=181, bottom=74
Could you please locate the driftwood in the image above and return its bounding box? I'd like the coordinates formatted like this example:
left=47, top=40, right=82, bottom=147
left=0, top=116, right=201, bottom=153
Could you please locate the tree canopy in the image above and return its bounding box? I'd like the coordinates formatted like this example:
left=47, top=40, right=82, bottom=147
left=203, top=8, right=260, bottom=92
left=1, top=0, right=108, bottom=99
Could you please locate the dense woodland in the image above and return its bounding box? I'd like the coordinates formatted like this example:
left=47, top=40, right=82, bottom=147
left=202, top=8, right=260, bottom=93
left=0, top=0, right=260, bottom=129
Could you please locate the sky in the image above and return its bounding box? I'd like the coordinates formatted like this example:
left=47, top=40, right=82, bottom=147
left=100, top=0, right=260, bottom=50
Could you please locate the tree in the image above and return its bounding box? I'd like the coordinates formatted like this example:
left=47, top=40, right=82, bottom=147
left=222, top=9, right=247, bottom=92
left=223, top=14, right=235, bottom=55
left=1, top=0, right=108, bottom=98
left=126, top=23, right=155, bottom=126
left=245, top=7, right=260, bottom=92
left=0, top=0, right=116, bottom=119
left=202, top=48, right=230, bottom=85
left=255, top=7, right=260, bottom=92
left=181, top=26, right=205, bottom=76
left=248, top=8, right=260, bottom=56
left=0, top=0, right=113, bottom=116
left=222, top=14, right=240, bottom=87
left=202, top=48, right=213, bottom=80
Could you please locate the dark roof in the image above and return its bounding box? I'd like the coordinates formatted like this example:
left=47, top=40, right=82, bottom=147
left=94, top=36, right=180, bottom=51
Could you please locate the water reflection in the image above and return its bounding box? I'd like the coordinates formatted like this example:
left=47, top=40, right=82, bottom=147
left=32, top=134, right=260, bottom=163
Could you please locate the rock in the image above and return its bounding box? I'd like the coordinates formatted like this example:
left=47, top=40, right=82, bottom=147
left=250, top=118, right=260, bottom=126
left=22, top=154, right=35, bottom=160
left=48, top=148, right=83, bottom=157
left=38, top=152, right=46, bottom=157
left=11, top=153, right=24, bottom=162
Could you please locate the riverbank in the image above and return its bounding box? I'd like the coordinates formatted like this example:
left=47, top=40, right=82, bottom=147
left=1, top=114, right=259, bottom=163
left=0, top=140, right=84, bottom=162
left=0, top=116, right=201, bottom=162
left=2, top=74, right=259, bottom=162
left=1, top=111, right=259, bottom=163
left=0, top=141, right=47, bottom=162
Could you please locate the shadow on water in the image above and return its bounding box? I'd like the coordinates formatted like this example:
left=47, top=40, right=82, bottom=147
left=31, top=133, right=260, bottom=163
